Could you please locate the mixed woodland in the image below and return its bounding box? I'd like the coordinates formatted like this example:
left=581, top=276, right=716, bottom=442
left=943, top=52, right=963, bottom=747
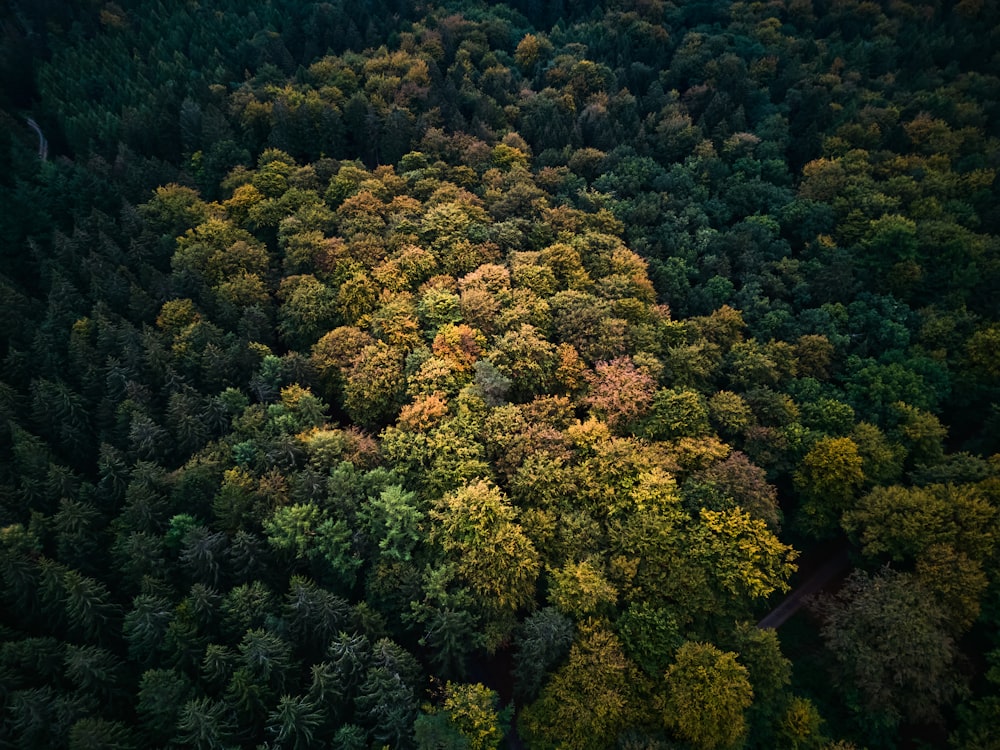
left=1, top=0, right=999, bottom=748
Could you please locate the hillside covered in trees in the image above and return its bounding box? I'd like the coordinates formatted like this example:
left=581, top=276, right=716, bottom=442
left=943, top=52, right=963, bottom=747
left=1, top=1, right=999, bottom=748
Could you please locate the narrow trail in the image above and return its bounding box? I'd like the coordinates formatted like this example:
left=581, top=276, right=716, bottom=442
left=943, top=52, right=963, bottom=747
left=757, top=546, right=852, bottom=630
left=25, top=117, right=48, bottom=160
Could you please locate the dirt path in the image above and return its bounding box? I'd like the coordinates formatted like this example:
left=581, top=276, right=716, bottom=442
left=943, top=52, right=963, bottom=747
left=757, top=546, right=851, bottom=629
left=26, top=117, right=48, bottom=160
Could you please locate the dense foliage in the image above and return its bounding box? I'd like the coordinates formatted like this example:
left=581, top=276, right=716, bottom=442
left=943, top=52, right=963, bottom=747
left=2, top=0, right=999, bottom=748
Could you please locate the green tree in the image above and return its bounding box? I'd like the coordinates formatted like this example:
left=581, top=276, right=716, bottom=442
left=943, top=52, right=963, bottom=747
left=177, top=698, right=236, bottom=750
left=51, top=498, right=101, bottom=574
left=343, top=341, right=407, bottom=427
left=264, top=503, right=361, bottom=589
left=430, top=480, right=540, bottom=620
left=548, top=560, right=618, bottom=619
left=850, top=422, right=904, bottom=486
left=616, top=601, right=683, bottom=679
left=172, top=217, right=269, bottom=287
left=415, top=682, right=507, bottom=750
left=950, top=649, right=1000, bottom=750
left=689, top=508, right=797, bottom=603
left=794, top=437, right=865, bottom=538
left=664, top=641, right=754, bottom=750
left=643, top=387, right=712, bottom=440
left=360, top=484, right=424, bottom=562
left=355, top=639, right=421, bottom=748
left=888, top=401, right=948, bottom=469
left=267, top=694, right=324, bottom=750
left=136, top=668, right=195, bottom=746
left=513, top=607, right=575, bottom=702
left=777, top=697, right=825, bottom=750
left=283, top=576, right=350, bottom=656
left=815, top=568, right=965, bottom=730
left=720, top=624, right=793, bottom=747
left=842, top=483, right=997, bottom=564
left=520, top=620, right=643, bottom=750
left=62, top=569, right=120, bottom=643
left=277, top=274, right=339, bottom=350
left=64, top=645, right=126, bottom=706
left=487, top=324, right=559, bottom=401
left=124, top=594, right=173, bottom=666
left=407, top=565, right=482, bottom=679
left=67, top=718, right=136, bottom=750
left=221, top=581, right=277, bottom=638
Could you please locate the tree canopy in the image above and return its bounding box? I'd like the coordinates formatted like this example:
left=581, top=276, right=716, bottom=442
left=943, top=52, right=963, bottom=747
left=2, top=0, right=1000, bottom=748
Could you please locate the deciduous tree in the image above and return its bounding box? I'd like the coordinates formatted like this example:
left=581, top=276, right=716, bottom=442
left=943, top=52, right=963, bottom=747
left=664, top=641, right=754, bottom=750
left=520, top=619, right=643, bottom=750
left=814, top=568, right=965, bottom=730
left=430, top=480, right=540, bottom=619
left=794, top=437, right=864, bottom=538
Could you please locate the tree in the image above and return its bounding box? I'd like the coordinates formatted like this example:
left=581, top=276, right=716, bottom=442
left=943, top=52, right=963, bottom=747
left=277, top=274, right=339, bottom=350
left=430, top=480, right=540, bottom=619
left=355, top=640, right=422, bottom=748
left=359, top=484, right=424, bottom=562
left=407, top=565, right=482, bottom=679
left=324, top=630, right=371, bottom=697
left=177, top=698, right=237, bottom=750
left=720, top=624, right=793, bottom=747
left=432, top=323, right=486, bottom=374
left=221, top=581, right=277, bottom=638
left=61, top=569, right=120, bottom=643
left=966, top=324, right=1000, bottom=380
left=264, top=503, right=361, bottom=589
left=52, top=498, right=101, bottom=574
left=643, top=387, right=711, bottom=440
left=849, top=422, right=904, bottom=486
left=888, top=401, right=948, bottom=469
left=124, top=594, right=173, bottom=665
left=172, top=217, right=269, bottom=287
left=664, top=641, right=754, bottom=750
left=139, top=183, right=209, bottom=246
left=179, top=525, right=228, bottom=589
left=487, top=324, right=558, bottom=401
left=793, top=437, right=864, bottom=538
left=343, top=341, right=407, bottom=427
left=64, top=645, right=126, bottom=706
left=950, top=648, right=1000, bottom=750
left=689, top=508, right=797, bottom=603
left=282, top=576, right=350, bottom=656
left=549, top=291, right=627, bottom=364
left=777, top=697, right=825, bottom=750
left=415, top=682, right=507, bottom=750
left=708, top=390, right=756, bottom=437
left=267, top=694, right=324, bottom=750
left=685, top=451, right=781, bottom=529
left=915, top=543, right=989, bottom=635
left=616, top=601, right=683, bottom=679
left=136, top=668, right=195, bottom=746
left=607, top=501, right=697, bottom=614
left=548, top=560, right=618, bottom=619
left=814, top=568, right=965, bottom=730
left=5, top=684, right=94, bottom=750
left=519, top=620, right=644, bottom=750
left=513, top=607, right=575, bottom=702
left=842, top=483, right=997, bottom=564
left=514, top=33, right=552, bottom=74
left=583, top=357, right=656, bottom=433
left=67, top=718, right=136, bottom=750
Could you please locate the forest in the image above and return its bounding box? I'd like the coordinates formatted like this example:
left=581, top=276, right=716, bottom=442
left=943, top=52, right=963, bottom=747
left=0, top=0, right=998, bottom=748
